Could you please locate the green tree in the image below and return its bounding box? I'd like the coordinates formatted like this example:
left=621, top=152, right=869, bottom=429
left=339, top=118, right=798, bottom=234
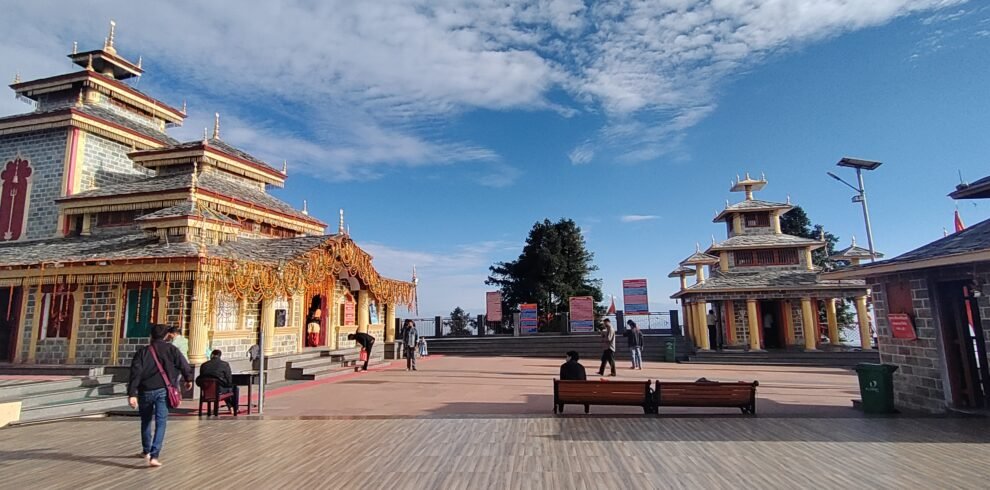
left=486, top=219, right=604, bottom=326
left=779, top=205, right=855, bottom=329
left=447, top=307, right=474, bottom=336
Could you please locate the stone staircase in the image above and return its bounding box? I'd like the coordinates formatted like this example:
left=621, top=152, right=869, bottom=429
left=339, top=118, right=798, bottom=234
left=424, top=334, right=692, bottom=361
left=683, top=348, right=881, bottom=368
left=284, top=347, right=385, bottom=381
left=0, top=372, right=130, bottom=426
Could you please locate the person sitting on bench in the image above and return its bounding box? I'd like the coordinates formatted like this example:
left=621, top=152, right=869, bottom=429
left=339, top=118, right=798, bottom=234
left=560, top=351, right=587, bottom=381
left=196, top=349, right=238, bottom=414
left=348, top=332, right=376, bottom=371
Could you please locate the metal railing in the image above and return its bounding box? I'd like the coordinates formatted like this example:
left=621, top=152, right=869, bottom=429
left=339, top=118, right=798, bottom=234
left=399, top=310, right=679, bottom=338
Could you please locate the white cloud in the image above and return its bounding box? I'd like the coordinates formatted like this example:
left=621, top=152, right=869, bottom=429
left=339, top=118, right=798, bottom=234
left=620, top=214, right=660, bottom=223
left=0, top=0, right=965, bottom=179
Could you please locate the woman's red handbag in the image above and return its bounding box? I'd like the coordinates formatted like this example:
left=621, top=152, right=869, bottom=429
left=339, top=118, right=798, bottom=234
left=359, top=349, right=368, bottom=362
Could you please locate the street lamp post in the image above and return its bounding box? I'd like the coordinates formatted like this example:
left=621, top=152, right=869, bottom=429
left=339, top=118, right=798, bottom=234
left=827, top=157, right=882, bottom=262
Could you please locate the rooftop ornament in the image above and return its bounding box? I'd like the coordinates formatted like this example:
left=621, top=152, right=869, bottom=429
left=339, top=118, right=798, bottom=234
left=213, top=112, right=221, bottom=140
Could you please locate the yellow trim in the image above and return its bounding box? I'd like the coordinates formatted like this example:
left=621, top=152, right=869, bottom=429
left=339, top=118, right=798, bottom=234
left=187, top=279, right=207, bottom=365
left=60, top=131, right=74, bottom=196
left=210, top=330, right=253, bottom=340
left=72, top=132, right=87, bottom=193
left=783, top=300, right=795, bottom=346
left=855, top=296, right=872, bottom=350
left=110, top=285, right=123, bottom=364
left=696, top=302, right=710, bottom=350
left=261, top=299, right=275, bottom=356
left=13, top=290, right=30, bottom=363
left=195, top=194, right=324, bottom=235
left=204, top=151, right=285, bottom=187
left=27, top=288, right=43, bottom=362
left=826, top=299, right=840, bottom=345
left=274, top=326, right=296, bottom=335
left=719, top=252, right=729, bottom=272
left=66, top=289, right=84, bottom=363
left=156, top=282, right=167, bottom=326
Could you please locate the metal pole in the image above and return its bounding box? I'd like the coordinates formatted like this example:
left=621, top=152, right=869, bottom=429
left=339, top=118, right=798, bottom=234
left=258, top=326, right=265, bottom=414
left=856, top=167, right=878, bottom=262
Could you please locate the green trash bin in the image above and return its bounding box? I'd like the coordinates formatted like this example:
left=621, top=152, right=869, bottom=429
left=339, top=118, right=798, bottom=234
left=855, top=363, right=898, bottom=414
left=664, top=341, right=676, bottom=363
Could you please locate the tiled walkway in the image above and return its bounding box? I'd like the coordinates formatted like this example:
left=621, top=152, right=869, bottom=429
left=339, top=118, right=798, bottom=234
left=2, top=356, right=987, bottom=489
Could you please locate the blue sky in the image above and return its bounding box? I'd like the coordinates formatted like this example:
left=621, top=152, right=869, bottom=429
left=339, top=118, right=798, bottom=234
left=3, top=1, right=989, bottom=316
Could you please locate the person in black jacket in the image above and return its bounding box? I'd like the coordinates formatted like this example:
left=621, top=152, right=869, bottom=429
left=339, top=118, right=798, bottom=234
left=128, top=323, right=193, bottom=467
left=559, top=351, right=587, bottom=380
left=348, top=331, right=375, bottom=371
left=196, top=349, right=238, bottom=414
left=626, top=320, right=644, bottom=370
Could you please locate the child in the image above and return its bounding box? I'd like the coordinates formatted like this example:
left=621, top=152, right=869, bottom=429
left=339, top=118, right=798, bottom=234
left=418, top=336, right=428, bottom=357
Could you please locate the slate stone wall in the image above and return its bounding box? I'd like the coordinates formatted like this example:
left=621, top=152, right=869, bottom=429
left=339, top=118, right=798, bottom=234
left=0, top=128, right=69, bottom=240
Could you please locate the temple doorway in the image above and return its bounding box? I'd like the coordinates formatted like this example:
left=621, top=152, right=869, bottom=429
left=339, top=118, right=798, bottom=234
left=759, top=300, right=784, bottom=349
left=307, top=294, right=328, bottom=347
left=0, top=287, right=21, bottom=362
left=936, top=280, right=990, bottom=409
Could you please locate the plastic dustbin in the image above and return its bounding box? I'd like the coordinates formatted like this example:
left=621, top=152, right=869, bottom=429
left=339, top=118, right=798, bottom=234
left=854, top=363, right=898, bottom=414
left=664, top=341, right=676, bottom=363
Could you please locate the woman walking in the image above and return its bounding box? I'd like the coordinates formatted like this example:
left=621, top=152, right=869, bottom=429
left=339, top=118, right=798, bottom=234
left=626, top=319, right=644, bottom=370
left=597, top=319, right=616, bottom=377
left=128, top=324, right=193, bottom=467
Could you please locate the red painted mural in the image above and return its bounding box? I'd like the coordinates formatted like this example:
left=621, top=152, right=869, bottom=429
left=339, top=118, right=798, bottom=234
left=0, top=157, right=32, bottom=241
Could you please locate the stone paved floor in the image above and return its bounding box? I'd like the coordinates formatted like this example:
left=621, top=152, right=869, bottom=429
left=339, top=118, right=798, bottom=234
left=2, top=356, right=989, bottom=489
left=1, top=416, right=989, bottom=489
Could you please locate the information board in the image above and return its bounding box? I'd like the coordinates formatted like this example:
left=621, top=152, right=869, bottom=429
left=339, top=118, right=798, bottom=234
left=569, top=296, right=595, bottom=333
left=622, top=279, right=649, bottom=314
left=519, top=303, right=538, bottom=334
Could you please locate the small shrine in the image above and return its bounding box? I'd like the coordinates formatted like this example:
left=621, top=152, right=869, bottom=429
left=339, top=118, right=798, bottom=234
left=671, top=174, right=873, bottom=351
left=0, top=22, right=415, bottom=368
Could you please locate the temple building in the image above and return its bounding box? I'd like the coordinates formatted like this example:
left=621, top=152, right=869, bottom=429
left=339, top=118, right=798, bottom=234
left=826, top=176, right=990, bottom=413
left=0, top=22, right=415, bottom=371
left=671, top=174, right=873, bottom=352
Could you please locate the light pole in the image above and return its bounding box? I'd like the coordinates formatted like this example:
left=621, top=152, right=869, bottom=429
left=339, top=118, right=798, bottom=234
left=827, top=157, right=882, bottom=262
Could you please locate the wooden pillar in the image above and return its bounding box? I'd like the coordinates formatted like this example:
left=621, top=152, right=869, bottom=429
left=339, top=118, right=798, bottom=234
left=261, top=299, right=275, bottom=356
left=696, top=301, right=710, bottom=350
left=27, top=287, right=43, bottom=363
left=187, top=280, right=208, bottom=365
left=746, top=299, right=761, bottom=351
left=66, top=288, right=84, bottom=364
left=826, top=298, right=840, bottom=345
left=110, top=285, right=124, bottom=365
left=13, top=289, right=30, bottom=363
left=855, top=295, right=872, bottom=349
left=801, top=297, right=817, bottom=351
left=783, top=300, right=795, bottom=346
left=357, top=290, right=370, bottom=334
left=724, top=301, right=735, bottom=346
left=292, top=293, right=305, bottom=353
left=385, top=303, right=396, bottom=342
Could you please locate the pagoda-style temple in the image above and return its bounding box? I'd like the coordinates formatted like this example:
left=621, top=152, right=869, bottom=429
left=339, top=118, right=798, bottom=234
left=672, top=174, right=873, bottom=351
left=0, top=22, right=414, bottom=369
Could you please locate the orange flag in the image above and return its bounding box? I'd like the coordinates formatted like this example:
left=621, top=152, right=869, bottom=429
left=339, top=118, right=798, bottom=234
left=606, top=296, right=616, bottom=315
left=955, top=210, right=965, bottom=233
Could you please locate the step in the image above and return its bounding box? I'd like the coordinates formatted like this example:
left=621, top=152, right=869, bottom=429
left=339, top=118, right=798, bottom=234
left=13, top=383, right=128, bottom=409
left=0, top=375, right=115, bottom=400
left=0, top=365, right=105, bottom=377
left=299, top=361, right=386, bottom=381
left=17, top=394, right=131, bottom=423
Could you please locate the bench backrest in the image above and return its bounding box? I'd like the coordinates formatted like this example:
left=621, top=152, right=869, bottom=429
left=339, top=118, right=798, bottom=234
left=656, top=381, right=757, bottom=407
left=555, top=379, right=650, bottom=405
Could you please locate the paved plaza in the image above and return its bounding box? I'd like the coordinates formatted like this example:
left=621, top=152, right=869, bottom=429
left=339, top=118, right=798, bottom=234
left=2, top=356, right=990, bottom=489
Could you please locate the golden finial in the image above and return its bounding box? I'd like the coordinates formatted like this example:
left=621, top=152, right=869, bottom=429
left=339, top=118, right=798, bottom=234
left=942, top=227, right=948, bottom=238
left=695, top=242, right=701, bottom=253
left=105, top=20, right=117, bottom=53
left=76, top=90, right=84, bottom=107
left=85, top=54, right=94, bottom=71
left=711, top=235, right=716, bottom=246
left=212, top=112, right=220, bottom=140
left=12, top=71, right=20, bottom=84
left=191, top=159, right=199, bottom=193
left=338, top=209, right=345, bottom=234
left=761, top=171, right=766, bottom=181
left=181, top=100, right=187, bottom=114
left=851, top=235, right=857, bottom=246
left=137, top=55, right=142, bottom=69
left=202, top=127, right=208, bottom=144
left=282, top=160, right=287, bottom=174
left=735, top=174, right=740, bottom=184
left=819, top=228, right=826, bottom=241
left=725, top=199, right=729, bottom=207
left=302, top=200, right=309, bottom=216
left=745, top=172, right=751, bottom=180
left=786, top=194, right=791, bottom=205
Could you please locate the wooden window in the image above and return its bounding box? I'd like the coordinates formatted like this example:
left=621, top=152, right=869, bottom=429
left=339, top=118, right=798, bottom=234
left=744, top=212, right=771, bottom=228
left=214, top=293, right=239, bottom=331
left=125, top=288, right=155, bottom=338
left=734, top=248, right=799, bottom=266
left=39, top=292, right=74, bottom=339
left=97, top=210, right=142, bottom=227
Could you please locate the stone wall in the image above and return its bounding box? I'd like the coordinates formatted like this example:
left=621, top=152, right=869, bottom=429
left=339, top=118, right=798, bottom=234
left=868, top=273, right=947, bottom=413
left=790, top=301, right=806, bottom=345
left=273, top=332, right=296, bottom=354
left=0, top=128, right=69, bottom=240
left=74, top=284, right=117, bottom=365
left=19, top=287, right=38, bottom=361
left=79, top=132, right=153, bottom=192
left=35, top=339, right=68, bottom=364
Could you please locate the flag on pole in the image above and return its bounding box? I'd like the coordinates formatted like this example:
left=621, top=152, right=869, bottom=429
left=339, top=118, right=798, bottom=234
left=606, top=296, right=616, bottom=315
left=955, top=209, right=965, bottom=233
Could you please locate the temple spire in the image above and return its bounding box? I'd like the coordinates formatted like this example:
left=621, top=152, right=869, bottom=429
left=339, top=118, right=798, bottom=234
left=338, top=209, right=345, bottom=234
left=12, top=71, right=20, bottom=84
left=301, top=199, right=308, bottom=216
left=212, top=112, right=221, bottom=140
left=282, top=160, right=287, bottom=175
left=104, top=20, right=117, bottom=54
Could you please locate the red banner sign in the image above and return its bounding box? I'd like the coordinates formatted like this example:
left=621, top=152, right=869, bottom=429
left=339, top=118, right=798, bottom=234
left=486, top=292, right=502, bottom=322
left=344, top=302, right=356, bottom=325
left=888, top=313, right=916, bottom=340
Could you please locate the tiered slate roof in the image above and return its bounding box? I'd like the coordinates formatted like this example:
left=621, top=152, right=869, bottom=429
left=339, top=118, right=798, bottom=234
left=709, top=234, right=823, bottom=251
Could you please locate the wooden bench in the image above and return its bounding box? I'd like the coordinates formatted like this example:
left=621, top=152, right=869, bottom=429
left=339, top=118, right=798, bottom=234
left=655, top=380, right=759, bottom=414
left=553, top=379, right=654, bottom=414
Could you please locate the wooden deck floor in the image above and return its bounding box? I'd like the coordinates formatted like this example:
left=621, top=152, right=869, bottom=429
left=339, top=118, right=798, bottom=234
left=1, top=416, right=989, bottom=489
